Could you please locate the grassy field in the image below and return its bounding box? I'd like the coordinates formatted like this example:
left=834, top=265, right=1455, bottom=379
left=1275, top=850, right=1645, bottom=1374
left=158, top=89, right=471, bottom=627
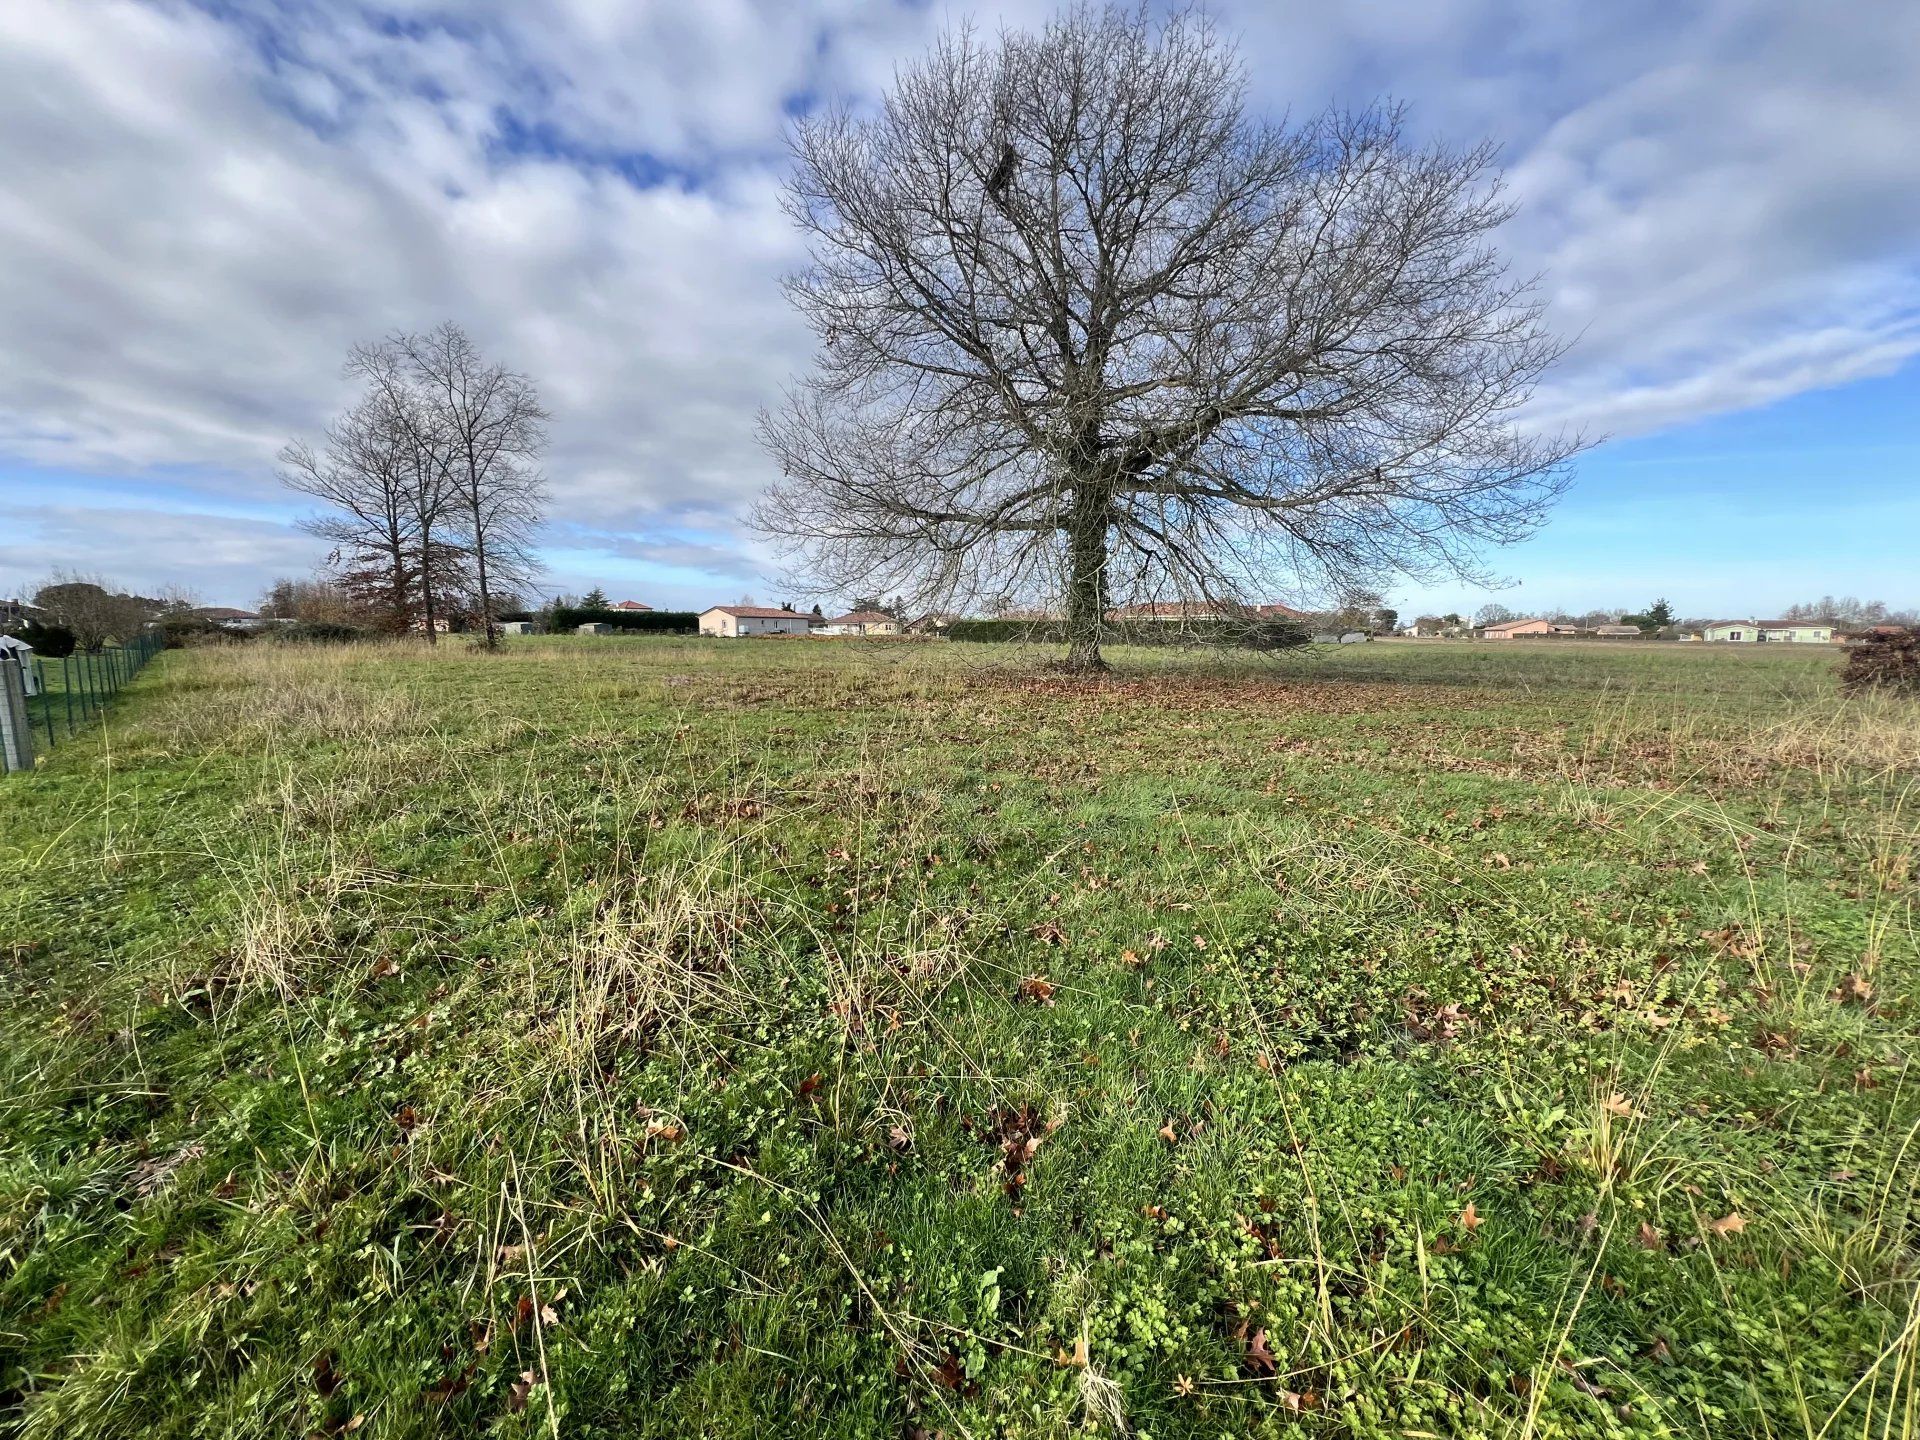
left=1, top=635, right=1914, bottom=1439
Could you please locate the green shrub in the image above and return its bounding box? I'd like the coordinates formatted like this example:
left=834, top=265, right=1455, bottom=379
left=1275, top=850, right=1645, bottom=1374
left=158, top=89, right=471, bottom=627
left=551, top=607, right=700, bottom=634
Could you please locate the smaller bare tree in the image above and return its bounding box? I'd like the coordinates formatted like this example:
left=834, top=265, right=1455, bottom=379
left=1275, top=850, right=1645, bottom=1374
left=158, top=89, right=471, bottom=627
left=279, top=388, right=420, bottom=634
left=390, top=323, right=550, bottom=647
left=32, top=572, right=150, bottom=651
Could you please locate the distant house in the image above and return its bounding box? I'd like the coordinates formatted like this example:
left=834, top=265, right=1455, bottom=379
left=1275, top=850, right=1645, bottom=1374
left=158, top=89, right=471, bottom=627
left=817, top=610, right=900, bottom=636
left=698, top=605, right=813, bottom=637
left=904, top=613, right=955, bottom=635
left=1702, top=620, right=1836, bottom=644
left=1107, top=602, right=1229, bottom=622
left=1593, top=624, right=1644, bottom=638
left=193, top=606, right=260, bottom=631
left=1409, top=616, right=1446, bottom=637
left=612, top=600, right=652, bottom=612
left=1478, top=618, right=1555, bottom=640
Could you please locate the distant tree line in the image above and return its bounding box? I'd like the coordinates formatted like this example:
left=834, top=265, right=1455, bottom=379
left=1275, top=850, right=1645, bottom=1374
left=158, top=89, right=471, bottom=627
left=1781, top=596, right=1918, bottom=627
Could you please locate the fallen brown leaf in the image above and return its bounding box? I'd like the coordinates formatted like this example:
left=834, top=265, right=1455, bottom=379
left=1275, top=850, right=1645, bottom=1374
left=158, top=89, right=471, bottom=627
left=507, top=1369, right=536, bottom=1413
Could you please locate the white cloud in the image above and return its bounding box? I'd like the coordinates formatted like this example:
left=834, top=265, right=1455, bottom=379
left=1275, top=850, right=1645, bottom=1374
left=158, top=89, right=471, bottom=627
left=0, top=0, right=1916, bottom=604
left=0, top=503, right=324, bottom=603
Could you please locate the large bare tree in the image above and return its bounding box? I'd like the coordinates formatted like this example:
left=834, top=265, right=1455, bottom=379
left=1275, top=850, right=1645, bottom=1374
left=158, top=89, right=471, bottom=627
left=757, top=5, right=1579, bottom=670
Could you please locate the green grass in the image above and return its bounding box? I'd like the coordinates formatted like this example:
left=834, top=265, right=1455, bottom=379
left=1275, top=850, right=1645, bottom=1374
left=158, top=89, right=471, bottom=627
left=17, top=643, right=161, bottom=752
left=1, top=635, right=1914, bottom=1438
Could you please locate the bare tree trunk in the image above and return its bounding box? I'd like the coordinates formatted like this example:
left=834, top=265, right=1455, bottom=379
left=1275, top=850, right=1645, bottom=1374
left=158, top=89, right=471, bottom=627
left=418, top=539, right=439, bottom=646
left=1063, top=484, right=1109, bottom=673
left=469, top=497, right=496, bottom=649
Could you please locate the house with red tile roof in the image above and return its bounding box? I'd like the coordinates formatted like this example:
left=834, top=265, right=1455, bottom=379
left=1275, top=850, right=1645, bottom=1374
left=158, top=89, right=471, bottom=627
left=1478, top=618, right=1556, bottom=639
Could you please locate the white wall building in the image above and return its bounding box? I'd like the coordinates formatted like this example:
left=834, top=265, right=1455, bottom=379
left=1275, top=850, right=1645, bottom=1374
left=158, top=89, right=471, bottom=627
left=698, top=606, right=813, bottom=637
left=1701, top=620, right=1835, bottom=643
left=816, top=610, right=899, bottom=636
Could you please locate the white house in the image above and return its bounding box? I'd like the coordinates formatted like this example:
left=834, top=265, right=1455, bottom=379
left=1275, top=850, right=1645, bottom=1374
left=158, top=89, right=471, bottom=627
left=816, top=610, right=899, bottom=636
left=699, top=605, right=813, bottom=637
left=194, top=606, right=261, bottom=632
left=1702, top=620, right=1835, bottom=644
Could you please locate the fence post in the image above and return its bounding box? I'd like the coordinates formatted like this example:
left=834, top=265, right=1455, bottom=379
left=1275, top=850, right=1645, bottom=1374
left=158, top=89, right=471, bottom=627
left=1, top=653, right=33, bottom=773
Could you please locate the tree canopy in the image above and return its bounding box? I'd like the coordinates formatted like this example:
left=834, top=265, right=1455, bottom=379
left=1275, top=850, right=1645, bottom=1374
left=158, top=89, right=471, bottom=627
left=757, top=5, right=1577, bottom=668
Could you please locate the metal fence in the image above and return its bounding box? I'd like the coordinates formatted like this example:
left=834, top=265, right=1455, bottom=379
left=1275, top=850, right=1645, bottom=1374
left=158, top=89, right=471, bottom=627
left=1, top=632, right=164, bottom=773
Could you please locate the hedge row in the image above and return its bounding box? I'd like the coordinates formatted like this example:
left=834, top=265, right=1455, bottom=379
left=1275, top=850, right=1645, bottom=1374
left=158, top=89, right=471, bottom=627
left=947, top=617, right=1310, bottom=650
left=155, top=617, right=373, bottom=648
left=9, top=620, right=77, bottom=657
left=550, top=607, right=700, bottom=634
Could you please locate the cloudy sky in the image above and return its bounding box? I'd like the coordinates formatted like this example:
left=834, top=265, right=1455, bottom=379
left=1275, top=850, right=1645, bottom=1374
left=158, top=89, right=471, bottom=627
left=3, top=0, right=1917, bottom=620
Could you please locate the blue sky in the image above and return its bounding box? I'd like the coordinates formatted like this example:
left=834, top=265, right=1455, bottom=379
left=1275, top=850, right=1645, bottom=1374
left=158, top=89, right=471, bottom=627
left=2, top=0, right=1917, bottom=619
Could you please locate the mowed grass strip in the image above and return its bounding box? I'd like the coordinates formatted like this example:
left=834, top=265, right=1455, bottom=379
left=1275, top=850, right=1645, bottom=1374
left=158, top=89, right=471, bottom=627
left=0, top=637, right=1913, bottom=1439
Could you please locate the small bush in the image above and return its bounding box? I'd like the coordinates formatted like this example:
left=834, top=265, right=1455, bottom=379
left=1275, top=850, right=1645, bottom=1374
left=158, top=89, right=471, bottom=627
left=550, top=607, right=700, bottom=634
left=1840, top=627, right=1919, bottom=696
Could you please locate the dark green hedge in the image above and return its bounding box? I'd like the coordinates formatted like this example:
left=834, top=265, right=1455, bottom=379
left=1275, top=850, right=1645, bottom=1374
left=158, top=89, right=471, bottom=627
left=269, top=621, right=368, bottom=645
left=14, top=619, right=77, bottom=657
left=947, top=617, right=1310, bottom=650
left=551, top=607, right=700, bottom=634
